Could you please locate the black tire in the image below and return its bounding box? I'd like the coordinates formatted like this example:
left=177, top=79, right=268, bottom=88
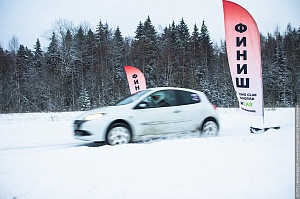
left=106, top=123, right=132, bottom=145
left=201, top=119, right=219, bottom=137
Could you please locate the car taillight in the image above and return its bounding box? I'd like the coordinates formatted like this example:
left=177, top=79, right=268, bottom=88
left=212, top=104, right=217, bottom=110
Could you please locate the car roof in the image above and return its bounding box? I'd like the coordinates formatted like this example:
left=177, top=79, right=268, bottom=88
left=146, top=87, right=202, bottom=93
left=146, top=87, right=205, bottom=95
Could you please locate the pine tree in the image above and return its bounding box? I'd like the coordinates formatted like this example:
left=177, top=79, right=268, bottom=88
left=85, top=29, right=97, bottom=70
left=131, top=21, right=145, bottom=73
left=261, top=33, right=277, bottom=107
left=275, top=31, right=291, bottom=106
left=46, top=32, right=61, bottom=73
left=16, top=45, right=34, bottom=112
left=85, top=29, right=97, bottom=108
left=134, top=21, right=144, bottom=40
left=132, top=16, right=158, bottom=87
left=45, top=32, right=62, bottom=111
left=95, top=20, right=112, bottom=66
left=112, top=27, right=125, bottom=81
left=189, top=24, right=201, bottom=89
left=176, top=18, right=190, bottom=87
left=199, top=21, right=214, bottom=98
left=95, top=20, right=113, bottom=105
left=31, top=39, right=45, bottom=111
left=143, top=16, right=158, bottom=85
left=0, top=46, right=13, bottom=112
left=74, top=26, right=87, bottom=84
left=284, top=24, right=300, bottom=105
left=159, top=24, right=176, bottom=86
left=33, top=39, right=43, bottom=70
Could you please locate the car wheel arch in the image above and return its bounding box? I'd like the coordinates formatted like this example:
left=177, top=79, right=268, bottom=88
left=200, top=117, right=219, bottom=131
left=105, top=119, right=133, bottom=138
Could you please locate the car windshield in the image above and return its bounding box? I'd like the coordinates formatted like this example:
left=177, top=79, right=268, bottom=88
left=115, top=90, right=150, bottom=106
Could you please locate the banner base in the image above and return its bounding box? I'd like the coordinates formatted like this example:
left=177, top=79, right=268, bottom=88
left=250, top=125, right=280, bottom=134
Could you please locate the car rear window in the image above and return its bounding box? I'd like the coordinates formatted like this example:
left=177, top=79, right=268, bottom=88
left=176, top=90, right=201, bottom=105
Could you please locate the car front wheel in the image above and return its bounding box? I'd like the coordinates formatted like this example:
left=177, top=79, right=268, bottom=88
left=106, top=123, right=131, bottom=145
left=201, top=120, right=219, bottom=137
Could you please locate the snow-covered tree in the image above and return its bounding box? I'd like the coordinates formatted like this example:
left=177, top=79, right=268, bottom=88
left=275, top=31, right=291, bottom=106
left=176, top=18, right=190, bottom=87
left=78, top=88, right=91, bottom=111
left=0, top=17, right=299, bottom=113
left=132, top=16, right=158, bottom=87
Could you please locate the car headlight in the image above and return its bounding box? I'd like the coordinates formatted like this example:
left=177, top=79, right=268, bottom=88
left=84, top=113, right=105, bottom=121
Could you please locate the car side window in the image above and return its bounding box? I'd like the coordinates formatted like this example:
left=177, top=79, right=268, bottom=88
left=140, top=90, right=177, bottom=108
left=176, top=90, right=201, bottom=105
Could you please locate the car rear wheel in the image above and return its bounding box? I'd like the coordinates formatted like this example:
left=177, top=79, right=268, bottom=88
left=106, top=123, right=131, bottom=145
left=201, top=120, right=219, bottom=137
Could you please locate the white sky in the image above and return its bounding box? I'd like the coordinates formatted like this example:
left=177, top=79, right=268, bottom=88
left=0, top=0, right=299, bottom=50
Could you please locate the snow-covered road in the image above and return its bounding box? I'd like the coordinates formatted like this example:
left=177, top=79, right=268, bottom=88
left=0, top=108, right=295, bottom=199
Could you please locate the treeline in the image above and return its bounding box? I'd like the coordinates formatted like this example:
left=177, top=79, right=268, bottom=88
left=0, top=17, right=299, bottom=113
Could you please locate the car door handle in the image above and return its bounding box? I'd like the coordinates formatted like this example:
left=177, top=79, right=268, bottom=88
left=174, top=110, right=181, bottom=113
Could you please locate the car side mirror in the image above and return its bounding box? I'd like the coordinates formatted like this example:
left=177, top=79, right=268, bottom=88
left=138, top=102, right=147, bottom=109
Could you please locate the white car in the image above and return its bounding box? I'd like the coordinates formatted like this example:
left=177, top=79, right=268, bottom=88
left=74, top=87, right=219, bottom=145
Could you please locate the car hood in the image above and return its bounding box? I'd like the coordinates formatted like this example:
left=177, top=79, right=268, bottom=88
left=75, top=105, right=128, bottom=120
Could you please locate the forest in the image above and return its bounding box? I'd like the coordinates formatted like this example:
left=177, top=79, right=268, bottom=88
left=0, top=16, right=299, bottom=113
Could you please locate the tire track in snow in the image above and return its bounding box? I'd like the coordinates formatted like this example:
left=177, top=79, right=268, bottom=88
left=0, top=141, right=105, bottom=151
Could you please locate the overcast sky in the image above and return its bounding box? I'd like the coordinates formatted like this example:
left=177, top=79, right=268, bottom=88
left=0, top=0, right=299, bottom=50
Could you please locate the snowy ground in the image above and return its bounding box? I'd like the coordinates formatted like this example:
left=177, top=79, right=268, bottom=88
left=0, top=108, right=295, bottom=199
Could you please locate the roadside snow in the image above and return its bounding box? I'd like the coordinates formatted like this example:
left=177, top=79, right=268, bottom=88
left=0, top=108, right=295, bottom=199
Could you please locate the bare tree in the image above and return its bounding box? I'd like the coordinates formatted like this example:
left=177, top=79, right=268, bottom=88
left=8, top=35, right=19, bottom=55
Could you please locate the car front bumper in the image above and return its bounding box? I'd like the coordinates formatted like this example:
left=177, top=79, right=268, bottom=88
left=73, top=119, right=107, bottom=142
